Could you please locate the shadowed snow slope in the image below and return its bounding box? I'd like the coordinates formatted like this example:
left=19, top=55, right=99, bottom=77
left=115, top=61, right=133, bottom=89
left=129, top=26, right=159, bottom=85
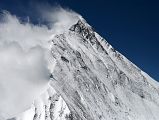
left=16, top=19, right=159, bottom=120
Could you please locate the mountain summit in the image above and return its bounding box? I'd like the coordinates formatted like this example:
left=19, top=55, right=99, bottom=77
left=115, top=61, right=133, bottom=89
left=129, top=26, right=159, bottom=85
left=15, top=19, right=159, bottom=120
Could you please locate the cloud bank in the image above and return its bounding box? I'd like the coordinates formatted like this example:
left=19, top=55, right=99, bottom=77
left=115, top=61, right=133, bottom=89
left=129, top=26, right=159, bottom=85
left=0, top=6, right=80, bottom=119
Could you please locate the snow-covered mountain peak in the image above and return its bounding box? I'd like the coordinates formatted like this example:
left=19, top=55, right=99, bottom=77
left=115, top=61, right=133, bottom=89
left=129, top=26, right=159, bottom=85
left=69, top=19, right=95, bottom=38
left=15, top=18, right=159, bottom=120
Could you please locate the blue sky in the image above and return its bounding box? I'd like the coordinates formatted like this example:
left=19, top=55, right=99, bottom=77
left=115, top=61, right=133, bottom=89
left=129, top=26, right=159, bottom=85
left=0, top=0, right=159, bottom=81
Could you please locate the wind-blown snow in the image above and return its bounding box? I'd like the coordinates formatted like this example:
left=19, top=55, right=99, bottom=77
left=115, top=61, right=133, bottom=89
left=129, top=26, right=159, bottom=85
left=0, top=42, right=50, bottom=119
left=0, top=7, right=80, bottom=119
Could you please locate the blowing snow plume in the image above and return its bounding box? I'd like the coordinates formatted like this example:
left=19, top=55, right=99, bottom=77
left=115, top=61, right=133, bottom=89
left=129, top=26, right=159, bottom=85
left=0, top=7, right=80, bottom=119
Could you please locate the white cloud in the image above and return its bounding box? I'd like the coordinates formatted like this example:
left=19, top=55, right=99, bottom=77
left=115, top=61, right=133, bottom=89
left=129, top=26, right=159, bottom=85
left=0, top=11, right=51, bottom=50
left=0, top=42, right=49, bottom=119
left=38, top=6, right=81, bottom=36
left=0, top=6, right=81, bottom=119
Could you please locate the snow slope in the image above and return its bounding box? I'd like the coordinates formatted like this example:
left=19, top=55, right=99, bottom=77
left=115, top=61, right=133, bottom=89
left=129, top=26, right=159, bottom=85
left=15, top=18, right=159, bottom=120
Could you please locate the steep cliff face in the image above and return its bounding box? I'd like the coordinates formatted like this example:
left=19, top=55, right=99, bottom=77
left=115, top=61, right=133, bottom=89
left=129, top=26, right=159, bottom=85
left=16, top=19, right=159, bottom=120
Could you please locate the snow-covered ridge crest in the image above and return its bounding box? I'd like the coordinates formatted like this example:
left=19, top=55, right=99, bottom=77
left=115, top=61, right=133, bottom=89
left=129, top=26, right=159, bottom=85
left=16, top=18, right=159, bottom=120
